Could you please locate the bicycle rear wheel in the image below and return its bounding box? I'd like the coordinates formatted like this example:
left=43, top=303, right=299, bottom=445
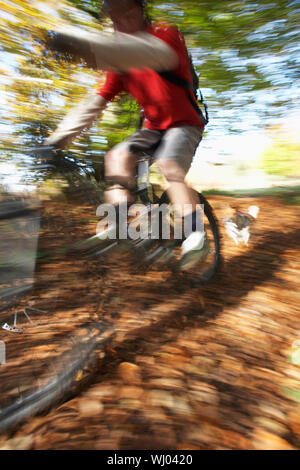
left=0, top=195, right=109, bottom=435
left=158, top=191, right=221, bottom=285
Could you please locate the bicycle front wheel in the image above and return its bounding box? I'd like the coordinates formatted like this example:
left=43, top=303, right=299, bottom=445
left=158, top=192, right=221, bottom=285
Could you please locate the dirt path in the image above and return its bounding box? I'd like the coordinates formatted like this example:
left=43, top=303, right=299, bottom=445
left=0, top=195, right=299, bottom=450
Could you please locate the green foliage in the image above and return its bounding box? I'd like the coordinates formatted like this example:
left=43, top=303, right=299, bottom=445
left=260, top=127, right=300, bottom=177
left=68, top=0, right=101, bottom=20
left=102, top=93, right=142, bottom=148
left=283, top=387, right=300, bottom=404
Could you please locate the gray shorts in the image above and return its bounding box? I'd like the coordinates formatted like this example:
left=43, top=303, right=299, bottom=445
left=113, top=125, right=203, bottom=173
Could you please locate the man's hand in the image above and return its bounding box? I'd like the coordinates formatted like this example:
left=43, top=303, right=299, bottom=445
left=45, top=31, right=97, bottom=69
left=30, top=145, right=57, bottom=159
left=30, top=145, right=59, bottom=169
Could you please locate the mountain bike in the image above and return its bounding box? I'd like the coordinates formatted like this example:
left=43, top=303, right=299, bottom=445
left=41, top=148, right=221, bottom=284
left=0, top=145, right=221, bottom=434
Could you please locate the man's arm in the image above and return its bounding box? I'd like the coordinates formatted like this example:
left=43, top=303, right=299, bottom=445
left=44, top=94, right=107, bottom=149
left=43, top=24, right=180, bottom=150
left=46, top=27, right=179, bottom=72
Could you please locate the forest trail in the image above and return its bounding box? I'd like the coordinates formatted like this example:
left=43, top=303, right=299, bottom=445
left=0, top=194, right=299, bottom=450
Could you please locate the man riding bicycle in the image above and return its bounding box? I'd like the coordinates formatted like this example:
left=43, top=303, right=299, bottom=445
left=44, top=0, right=209, bottom=269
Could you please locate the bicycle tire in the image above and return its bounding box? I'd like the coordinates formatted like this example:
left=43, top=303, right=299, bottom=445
left=0, top=191, right=109, bottom=435
left=0, top=321, right=112, bottom=434
left=0, top=154, right=111, bottom=435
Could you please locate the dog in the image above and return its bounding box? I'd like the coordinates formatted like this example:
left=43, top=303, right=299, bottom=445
left=223, top=205, right=259, bottom=246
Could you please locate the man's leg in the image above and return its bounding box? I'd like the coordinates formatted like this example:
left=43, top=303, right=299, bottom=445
left=154, top=125, right=203, bottom=221
left=155, top=158, right=200, bottom=213
left=154, top=126, right=209, bottom=267
left=155, top=158, right=204, bottom=242
left=102, top=132, right=163, bottom=242
left=104, top=129, right=162, bottom=206
left=104, top=147, right=136, bottom=206
left=94, top=146, right=137, bottom=240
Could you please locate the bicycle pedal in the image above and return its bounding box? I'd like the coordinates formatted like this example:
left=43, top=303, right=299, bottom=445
left=2, top=323, right=23, bottom=333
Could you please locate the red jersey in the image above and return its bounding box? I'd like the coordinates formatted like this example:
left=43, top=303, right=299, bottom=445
left=97, top=23, right=204, bottom=131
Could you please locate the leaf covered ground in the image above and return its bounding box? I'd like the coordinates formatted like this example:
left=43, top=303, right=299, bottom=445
left=0, top=194, right=299, bottom=450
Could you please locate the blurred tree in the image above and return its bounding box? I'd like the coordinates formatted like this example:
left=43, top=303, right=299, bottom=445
left=0, top=0, right=299, bottom=190
left=0, top=0, right=110, bottom=188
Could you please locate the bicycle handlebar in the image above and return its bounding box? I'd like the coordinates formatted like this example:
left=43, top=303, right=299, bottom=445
left=29, top=146, right=84, bottom=172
